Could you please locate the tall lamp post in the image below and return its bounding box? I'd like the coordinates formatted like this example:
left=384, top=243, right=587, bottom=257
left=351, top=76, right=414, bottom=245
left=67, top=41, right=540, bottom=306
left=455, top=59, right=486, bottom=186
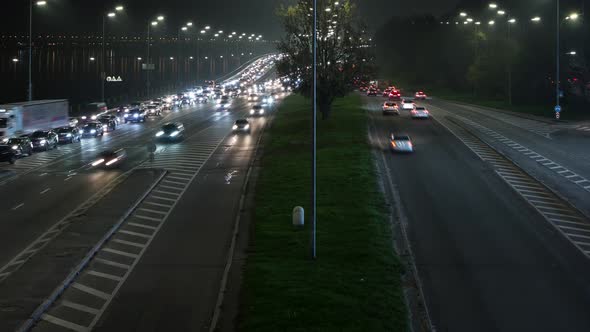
left=102, top=5, right=124, bottom=103
left=556, top=0, right=561, bottom=117
left=311, top=0, right=317, bottom=259
left=28, top=0, right=47, bottom=101
left=146, top=15, right=164, bottom=99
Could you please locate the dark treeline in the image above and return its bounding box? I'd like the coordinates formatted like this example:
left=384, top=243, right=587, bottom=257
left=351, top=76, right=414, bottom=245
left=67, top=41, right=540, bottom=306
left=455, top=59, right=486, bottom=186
left=375, top=0, right=590, bottom=115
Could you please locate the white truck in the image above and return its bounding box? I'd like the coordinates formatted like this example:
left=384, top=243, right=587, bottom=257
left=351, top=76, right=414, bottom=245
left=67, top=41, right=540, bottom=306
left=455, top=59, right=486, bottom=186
left=0, top=100, right=69, bottom=141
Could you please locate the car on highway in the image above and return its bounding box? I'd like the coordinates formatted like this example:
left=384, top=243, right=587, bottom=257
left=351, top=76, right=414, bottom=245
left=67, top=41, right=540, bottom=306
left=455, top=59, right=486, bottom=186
left=382, top=88, right=391, bottom=97
left=401, top=99, right=416, bottom=110
left=250, top=105, right=265, bottom=116
left=367, top=88, right=378, bottom=96
left=248, top=93, right=259, bottom=102
left=81, top=122, right=104, bottom=138
left=382, top=102, right=400, bottom=115
left=389, top=134, right=414, bottom=153
left=124, top=108, right=146, bottom=123
left=0, top=145, right=18, bottom=164
left=98, top=116, right=117, bottom=131
left=55, top=126, right=81, bottom=144
left=415, top=91, right=427, bottom=100
left=145, top=104, right=162, bottom=117
left=155, top=122, right=185, bottom=141
left=411, top=106, right=430, bottom=119
left=29, top=130, right=59, bottom=151
left=195, top=94, right=207, bottom=104
left=90, top=149, right=127, bottom=168
left=6, top=137, right=33, bottom=157
left=232, top=119, right=251, bottom=133
left=388, top=89, right=402, bottom=100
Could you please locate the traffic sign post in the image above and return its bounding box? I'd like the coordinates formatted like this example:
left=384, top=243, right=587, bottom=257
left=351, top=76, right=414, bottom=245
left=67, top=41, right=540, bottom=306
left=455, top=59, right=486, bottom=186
left=554, top=105, right=561, bottom=120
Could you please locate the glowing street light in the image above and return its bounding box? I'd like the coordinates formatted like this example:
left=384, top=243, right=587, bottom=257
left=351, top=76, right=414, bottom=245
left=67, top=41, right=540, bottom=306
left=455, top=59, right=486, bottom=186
left=107, top=12, right=116, bottom=17
left=567, top=51, right=577, bottom=55
left=531, top=16, right=541, bottom=22
left=36, top=1, right=47, bottom=6
left=459, top=12, right=467, bottom=17
left=488, top=20, right=495, bottom=25
left=489, top=3, right=497, bottom=9
left=115, top=5, right=124, bottom=11
left=508, top=18, right=516, bottom=24
left=566, top=13, right=579, bottom=21
left=157, top=15, right=164, bottom=21
left=497, top=10, right=505, bottom=16
left=12, top=58, right=19, bottom=63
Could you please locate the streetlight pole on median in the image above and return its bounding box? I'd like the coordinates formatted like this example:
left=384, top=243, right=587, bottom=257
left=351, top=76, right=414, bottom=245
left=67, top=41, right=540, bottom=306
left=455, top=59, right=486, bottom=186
left=311, top=0, right=317, bottom=260
left=146, top=15, right=164, bottom=100
left=556, top=0, right=561, bottom=118
left=102, top=5, right=124, bottom=103
left=28, top=0, right=47, bottom=101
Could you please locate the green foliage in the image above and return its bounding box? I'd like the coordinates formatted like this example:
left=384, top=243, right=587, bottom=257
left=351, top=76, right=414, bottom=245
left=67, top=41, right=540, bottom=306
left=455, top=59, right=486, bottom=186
left=239, top=95, right=407, bottom=332
left=276, top=0, right=374, bottom=119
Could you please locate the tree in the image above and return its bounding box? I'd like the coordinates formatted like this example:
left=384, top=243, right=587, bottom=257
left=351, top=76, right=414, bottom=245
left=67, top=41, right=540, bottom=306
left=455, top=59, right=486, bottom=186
left=276, top=0, right=371, bottom=119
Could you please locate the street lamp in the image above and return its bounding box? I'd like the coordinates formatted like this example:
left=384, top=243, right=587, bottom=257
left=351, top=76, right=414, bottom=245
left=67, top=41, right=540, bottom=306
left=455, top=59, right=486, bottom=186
left=567, top=51, right=577, bottom=55
left=147, top=15, right=164, bottom=99
left=28, top=0, right=47, bottom=101
left=489, top=3, right=497, bottom=9
left=531, top=16, right=541, bottom=22
left=102, top=5, right=124, bottom=103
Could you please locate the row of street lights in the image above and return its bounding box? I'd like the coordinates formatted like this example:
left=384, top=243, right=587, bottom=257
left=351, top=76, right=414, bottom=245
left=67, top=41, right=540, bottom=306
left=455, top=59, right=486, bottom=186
left=453, top=2, right=583, bottom=115
left=25, top=1, right=265, bottom=102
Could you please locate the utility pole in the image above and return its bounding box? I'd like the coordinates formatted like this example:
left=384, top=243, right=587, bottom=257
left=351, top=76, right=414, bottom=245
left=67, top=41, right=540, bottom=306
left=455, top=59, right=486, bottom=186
left=311, top=0, right=317, bottom=259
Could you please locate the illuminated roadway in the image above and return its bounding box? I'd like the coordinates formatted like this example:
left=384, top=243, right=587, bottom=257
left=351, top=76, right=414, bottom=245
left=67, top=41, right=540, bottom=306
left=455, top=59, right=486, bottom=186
left=0, top=56, right=282, bottom=331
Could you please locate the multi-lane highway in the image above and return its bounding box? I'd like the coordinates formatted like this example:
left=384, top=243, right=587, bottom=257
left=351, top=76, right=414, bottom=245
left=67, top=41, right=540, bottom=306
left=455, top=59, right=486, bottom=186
left=0, top=55, right=284, bottom=331
left=365, top=94, right=590, bottom=331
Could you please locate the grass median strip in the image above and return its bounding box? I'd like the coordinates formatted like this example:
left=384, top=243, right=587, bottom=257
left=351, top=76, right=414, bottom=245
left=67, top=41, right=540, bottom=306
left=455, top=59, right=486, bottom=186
left=239, top=94, right=406, bottom=331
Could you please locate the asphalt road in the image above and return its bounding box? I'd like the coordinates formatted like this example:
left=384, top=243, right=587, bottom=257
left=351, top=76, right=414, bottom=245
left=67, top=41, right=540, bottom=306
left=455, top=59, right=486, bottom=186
left=365, top=95, right=590, bottom=331
left=0, top=56, right=282, bottom=331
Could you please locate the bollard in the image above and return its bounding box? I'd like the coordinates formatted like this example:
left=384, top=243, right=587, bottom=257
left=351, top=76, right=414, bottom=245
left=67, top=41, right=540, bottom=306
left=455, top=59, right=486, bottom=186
left=293, top=206, right=304, bottom=227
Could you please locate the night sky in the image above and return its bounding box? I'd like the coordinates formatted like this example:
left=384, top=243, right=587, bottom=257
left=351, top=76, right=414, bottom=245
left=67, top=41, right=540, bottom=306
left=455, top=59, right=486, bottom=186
left=0, top=0, right=461, bottom=38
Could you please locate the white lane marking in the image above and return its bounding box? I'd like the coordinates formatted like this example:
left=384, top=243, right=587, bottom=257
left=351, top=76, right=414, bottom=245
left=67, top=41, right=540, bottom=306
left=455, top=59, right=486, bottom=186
left=153, top=189, right=180, bottom=196
left=159, top=184, right=185, bottom=191
left=72, top=283, right=110, bottom=300
left=117, top=230, right=152, bottom=239
left=558, top=225, right=590, bottom=233
left=127, top=222, right=158, bottom=230
left=102, top=247, right=140, bottom=258
left=542, top=212, right=582, bottom=219
left=64, top=176, right=74, bottom=181
left=61, top=300, right=100, bottom=315
left=94, top=258, right=131, bottom=270
left=87, top=270, right=123, bottom=282
left=41, top=313, right=88, bottom=332
left=150, top=195, right=176, bottom=202
left=167, top=175, right=191, bottom=181
left=163, top=179, right=187, bottom=186
left=138, top=208, right=167, bottom=215
left=134, top=215, right=163, bottom=222
left=11, top=203, right=24, bottom=210
left=144, top=201, right=173, bottom=208
left=111, top=239, right=146, bottom=249
left=40, top=188, right=51, bottom=195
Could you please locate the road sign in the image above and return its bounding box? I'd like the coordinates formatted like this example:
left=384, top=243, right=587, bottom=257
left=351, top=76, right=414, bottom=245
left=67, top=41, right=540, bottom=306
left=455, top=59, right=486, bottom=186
left=106, top=76, right=123, bottom=82
left=554, top=105, right=562, bottom=113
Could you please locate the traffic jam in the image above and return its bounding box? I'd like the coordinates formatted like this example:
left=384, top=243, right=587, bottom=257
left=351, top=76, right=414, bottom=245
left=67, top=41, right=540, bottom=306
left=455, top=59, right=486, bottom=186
left=0, top=55, right=290, bottom=168
left=358, top=80, right=429, bottom=153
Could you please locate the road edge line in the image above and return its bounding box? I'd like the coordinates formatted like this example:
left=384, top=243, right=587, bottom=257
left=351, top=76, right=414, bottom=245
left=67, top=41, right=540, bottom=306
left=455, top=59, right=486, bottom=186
left=364, top=98, right=435, bottom=332
left=17, top=169, right=167, bottom=332
left=208, top=102, right=275, bottom=332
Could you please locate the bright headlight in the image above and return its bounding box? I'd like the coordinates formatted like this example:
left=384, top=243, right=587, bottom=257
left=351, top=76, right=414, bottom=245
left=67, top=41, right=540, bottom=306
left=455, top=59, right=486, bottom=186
left=102, top=125, right=108, bottom=129
left=91, top=115, right=97, bottom=120
left=244, top=124, right=250, bottom=129
left=40, top=139, right=47, bottom=145
left=91, top=159, right=105, bottom=167
left=170, top=131, right=180, bottom=137
left=250, top=110, right=255, bottom=114
left=90, top=129, right=96, bottom=134
left=124, top=114, right=129, bottom=118
left=133, top=114, right=139, bottom=118
left=232, top=125, right=238, bottom=130
left=155, top=131, right=164, bottom=137
left=66, top=133, right=72, bottom=137
left=11, top=145, right=18, bottom=150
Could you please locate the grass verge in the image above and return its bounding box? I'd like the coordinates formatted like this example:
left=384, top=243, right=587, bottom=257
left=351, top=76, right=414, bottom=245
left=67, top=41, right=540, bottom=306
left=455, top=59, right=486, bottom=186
left=239, top=94, right=407, bottom=331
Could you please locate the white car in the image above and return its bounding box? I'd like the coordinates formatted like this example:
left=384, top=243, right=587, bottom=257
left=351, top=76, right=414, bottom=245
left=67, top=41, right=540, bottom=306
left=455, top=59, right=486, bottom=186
left=411, top=107, right=430, bottom=119
left=389, top=134, right=414, bottom=153
left=382, top=102, right=399, bottom=115
left=401, top=99, right=415, bottom=110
